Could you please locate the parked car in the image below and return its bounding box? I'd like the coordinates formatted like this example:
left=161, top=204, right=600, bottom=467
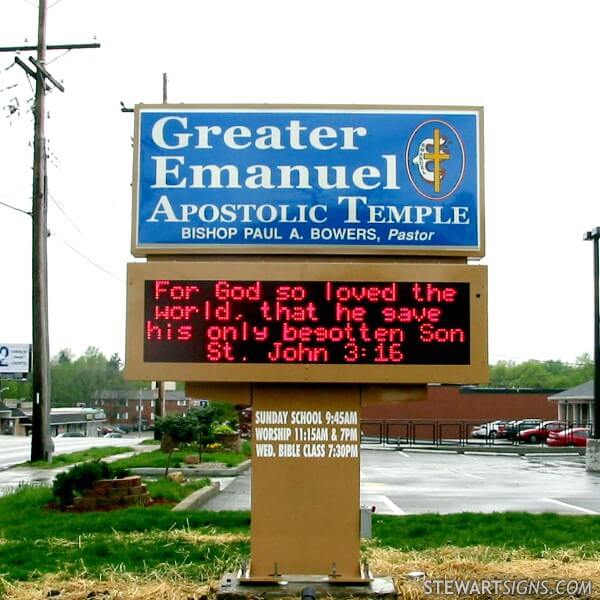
left=471, top=420, right=507, bottom=439
left=104, top=432, right=122, bottom=438
left=503, top=419, right=543, bottom=440
left=54, top=431, right=85, bottom=438
left=547, top=427, right=590, bottom=447
left=516, top=420, right=567, bottom=444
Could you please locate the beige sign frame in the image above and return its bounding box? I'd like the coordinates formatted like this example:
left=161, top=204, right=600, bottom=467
left=125, top=261, right=488, bottom=384
left=131, top=104, right=485, bottom=258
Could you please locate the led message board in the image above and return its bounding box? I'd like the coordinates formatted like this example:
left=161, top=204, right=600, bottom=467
left=132, top=105, right=484, bottom=257
left=126, top=262, right=488, bottom=384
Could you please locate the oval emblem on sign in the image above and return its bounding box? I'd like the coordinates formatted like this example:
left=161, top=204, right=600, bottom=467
left=405, top=120, right=466, bottom=201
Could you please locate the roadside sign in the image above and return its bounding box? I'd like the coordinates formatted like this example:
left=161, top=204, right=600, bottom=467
left=125, top=261, right=487, bottom=384
left=132, top=105, right=483, bottom=257
left=0, top=343, right=31, bottom=375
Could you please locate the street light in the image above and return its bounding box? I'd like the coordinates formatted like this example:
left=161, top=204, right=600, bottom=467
left=0, top=387, right=9, bottom=402
left=584, top=227, right=600, bottom=440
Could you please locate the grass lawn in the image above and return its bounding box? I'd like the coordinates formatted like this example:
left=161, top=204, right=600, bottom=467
left=140, top=438, right=160, bottom=445
left=25, top=446, right=135, bottom=469
left=110, top=447, right=249, bottom=470
left=0, top=486, right=250, bottom=584
left=371, top=511, right=600, bottom=555
left=1, top=486, right=600, bottom=597
left=145, top=477, right=211, bottom=502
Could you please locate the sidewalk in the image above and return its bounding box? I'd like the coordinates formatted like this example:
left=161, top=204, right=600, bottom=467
left=0, top=444, right=154, bottom=496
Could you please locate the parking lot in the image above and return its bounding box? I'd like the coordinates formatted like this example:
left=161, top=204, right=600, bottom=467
left=204, top=448, right=600, bottom=515
left=3, top=437, right=600, bottom=515
left=360, top=449, right=600, bottom=515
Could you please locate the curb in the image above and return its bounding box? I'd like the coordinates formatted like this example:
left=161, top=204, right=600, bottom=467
left=396, top=445, right=586, bottom=456
left=173, top=482, right=221, bottom=511
left=131, top=459, right=252, bottom=478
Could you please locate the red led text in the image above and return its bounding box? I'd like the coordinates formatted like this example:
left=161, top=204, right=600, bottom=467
left=143, top=279, right=471, bottom=366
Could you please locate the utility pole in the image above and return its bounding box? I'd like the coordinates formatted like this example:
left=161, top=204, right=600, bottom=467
left=584, top=228, right=600, bottom=439
left=138, top=388, right=143, bottom=436
left=1, top=6, right=100, bottom=462
left=154, top=73, right=168, bottom=438
left=30, top=0, right=53, bottom=462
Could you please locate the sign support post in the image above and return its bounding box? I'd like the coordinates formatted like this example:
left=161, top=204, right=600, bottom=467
left=247, top=385, right=363, bottom=581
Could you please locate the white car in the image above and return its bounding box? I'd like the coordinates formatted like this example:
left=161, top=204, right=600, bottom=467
left=471, top=420, right=507, bottom=439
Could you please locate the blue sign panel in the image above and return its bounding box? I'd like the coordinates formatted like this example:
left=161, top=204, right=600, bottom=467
left=132, top=106, right=483, bottom=256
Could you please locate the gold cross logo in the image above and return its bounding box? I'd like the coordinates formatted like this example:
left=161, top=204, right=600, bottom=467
left=423, top=128, right=450, bottom=193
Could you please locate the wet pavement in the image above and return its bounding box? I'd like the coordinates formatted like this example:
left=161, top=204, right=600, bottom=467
left=3, top=442, right=600, bottom=516
left=0, top=435, right=151, bottom=496
left=201, top=448, right=600, bottom=516
left=0, top=434, right=148, bottom=470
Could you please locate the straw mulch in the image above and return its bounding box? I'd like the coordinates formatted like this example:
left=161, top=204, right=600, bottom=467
left=2, top=546, right=599, bottom=599
left=0, top=573, right=212, bottom=600
left=370, top=546, right=600, bottom=599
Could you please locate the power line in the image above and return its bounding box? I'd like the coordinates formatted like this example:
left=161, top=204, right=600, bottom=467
left=46, top=48, right=70, bottom=65
left=0, top=198, right=31, bottom=216
left=52, top=234, right=125, bottom=284
left=48, top=192, right=82, bottom=234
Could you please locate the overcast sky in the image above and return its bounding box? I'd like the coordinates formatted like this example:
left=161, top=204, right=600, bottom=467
left=0, top=0, right=597, bottom=366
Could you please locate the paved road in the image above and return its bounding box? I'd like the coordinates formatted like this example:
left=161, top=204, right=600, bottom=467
left=204, top=448, right=600, bottom=515
left=0, top=434, right=145, bottom=470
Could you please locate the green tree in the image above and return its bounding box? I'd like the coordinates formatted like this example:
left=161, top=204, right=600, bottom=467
left=50, top=347, right=129, bottom=407
left=155, top=414, right=197, bottom=476
left=190, top=407, right=217, bottom=463
left=488, top=357, right=593, bottom=389
left=57, top=349, right=73, bottom=364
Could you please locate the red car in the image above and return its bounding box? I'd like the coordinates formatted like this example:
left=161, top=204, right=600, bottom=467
left=516, top=420, right=567, bottom=444
left=547, top=427, right=590, bottom=447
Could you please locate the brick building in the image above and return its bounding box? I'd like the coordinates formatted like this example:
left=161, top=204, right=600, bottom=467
left=362, top=385, right=561, bottom=422
left=92, top=390, right=206, bottom=430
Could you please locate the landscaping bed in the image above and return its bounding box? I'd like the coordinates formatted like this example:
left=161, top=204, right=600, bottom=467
left=109, top=446, right=250, bottom=470
left=47, top=459, right=211, bottom=513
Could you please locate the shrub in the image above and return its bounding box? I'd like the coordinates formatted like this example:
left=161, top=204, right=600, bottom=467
left=241, top=440, right=251, bottom=456
left=52, top=461, right=129, bottom=507
left=213, top=423, right=237, bottom=435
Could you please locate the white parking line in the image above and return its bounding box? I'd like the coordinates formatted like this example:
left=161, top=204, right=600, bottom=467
left=363, top=494, right=405, bottom=515
left=462, top=471, right=485, bottom=480
left=545, top=498, right=598, bottom=515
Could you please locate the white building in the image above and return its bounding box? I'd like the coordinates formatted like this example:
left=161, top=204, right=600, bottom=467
left=0, top=400, right=106, bottom=436
left=549, top=381, right=594, bottom=425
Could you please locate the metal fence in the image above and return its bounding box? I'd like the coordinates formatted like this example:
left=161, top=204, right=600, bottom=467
left=360, top=420, right=594, bottom=447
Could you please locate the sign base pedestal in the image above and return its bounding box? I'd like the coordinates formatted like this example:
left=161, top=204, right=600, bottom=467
left=216, top=572, right=396, bottom=600
left=250, top=385, right=362, bottom=579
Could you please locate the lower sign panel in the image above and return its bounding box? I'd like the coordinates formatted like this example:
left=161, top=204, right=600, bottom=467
left=125, top=262, right=488, bottom=383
